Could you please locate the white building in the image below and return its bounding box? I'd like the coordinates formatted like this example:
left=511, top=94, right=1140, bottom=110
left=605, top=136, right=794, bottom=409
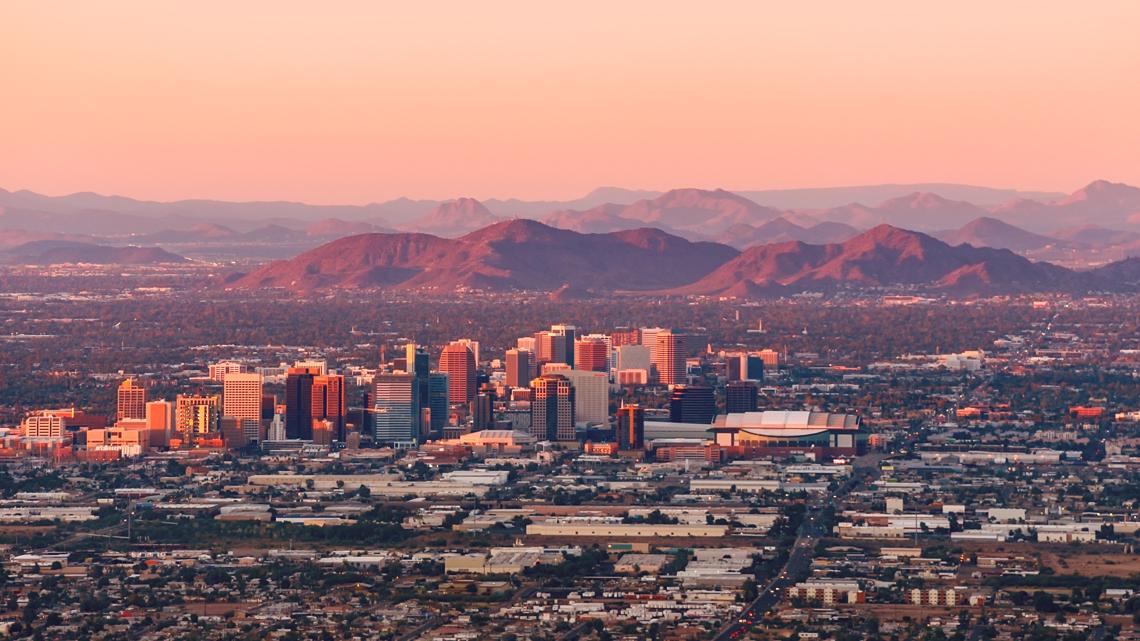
left=209, top=361, right=246, bottom=382
left=562, top=369, right=610, bottom=425
left=616, top=345, right=651, bottom=373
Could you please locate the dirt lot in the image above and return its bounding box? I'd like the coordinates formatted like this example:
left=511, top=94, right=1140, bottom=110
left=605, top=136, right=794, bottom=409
left=1040, top=550, right=1140, bottom=578
left=943, top=540, right=1140, bottom=578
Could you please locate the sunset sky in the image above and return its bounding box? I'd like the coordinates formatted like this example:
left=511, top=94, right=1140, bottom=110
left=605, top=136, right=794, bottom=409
left=3, top=1, right=1139, bottom=203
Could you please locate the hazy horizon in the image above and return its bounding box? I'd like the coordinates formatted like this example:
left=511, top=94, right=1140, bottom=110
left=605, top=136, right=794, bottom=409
left=0, top=180, right=1082, bottom=208
left=3, top=1, right=1139, bottom=203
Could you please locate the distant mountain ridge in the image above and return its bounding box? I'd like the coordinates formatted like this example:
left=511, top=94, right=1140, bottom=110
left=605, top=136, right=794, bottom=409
left=543, top=188, right=784, bottom=237
left=712, top=217, right=860, bottom=249
left=4, top=181, right=1140, bottom=267
left=667, top=225, right=1084, bottom=297
left=933, top=217, right=1062, bottom=251
left=228, top=219, right=1138, bottom=297
left=230, top=219, right=738, bottom=293
left=400, top=198, right=501, bottom=237
left=2, top=240, right=187, bottom=265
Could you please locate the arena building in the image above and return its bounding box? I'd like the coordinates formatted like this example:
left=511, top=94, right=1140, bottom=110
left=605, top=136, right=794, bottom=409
left=710, top=410, right=866, bottom=458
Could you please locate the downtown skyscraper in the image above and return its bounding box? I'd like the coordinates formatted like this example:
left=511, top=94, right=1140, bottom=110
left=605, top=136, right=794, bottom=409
left=284, top=366, right=318, bottom=440
left=440, top=341, right=476, bottom=404
left=116, top=378, right=147, bottom=421
left=311, top=374, right=346, bottom=441
left=530, top=374, right=575, bottom=442
left=222, top=372, right=264, bottom=443
left=653, top=329, right=686, bottom=386
left=617, top=404, right=645, bottom=451
left=505, top=348, right=532, bottom=389
left=372, top=373, right=420, bottom=447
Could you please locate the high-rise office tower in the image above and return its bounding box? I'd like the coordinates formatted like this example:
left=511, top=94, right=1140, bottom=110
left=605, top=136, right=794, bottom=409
left=471, top=385, right=495, bottom=430
left=284, top=367, right=318, bottom=440
left=725, top=380, right=759, bottom=414
left=175, top=394, right=220, bottom=443
left=562, top=369, right=609, bottom=425
left=261, top=394, right=276, bottom=422
left=617, top=404, right=645, bottom=451
left=641, top=327, right=665, bottom=360
left=550, top=324, right=577, bottom=368
left=372, top=373, right=420, bottom=446
left=616, top=344, right=651, bottom=372
left=583, top=333, right=614, bottom=369
left=223, top=372, right=264, bottom=444
left=734, top=354, right=764, bottom=381
left=516, top=336, right=536, bottom=352
left=454, top=339, right=480, bottom=365
left=505, top=348, right=532, bottom=389
left=726, top=355, right=742, bottom=382
left=292, top=359, right=327, bottom=375
left=533, top=331, right=554, bottom=366
left=405, top=343, right=430, bottom=378
left=653, top=330, right=686, bottom=386
left=611, top=328, right=641, bottom=348
left=669, top=385, right=716, bottom=424
left=440, top=342, right=476, bottom=404
left=116, top=378, right=147, bottom=421
left=530, top=374, right=575, bottom=442
left=405, top=343, right=431, bottom=440
left=427, top=372, right=450, bottom=435
left=145, top=400, right=173, bottom=448
left=312, top=375, right=346, bottom=441
left=574, top=338, right=610, bottom=373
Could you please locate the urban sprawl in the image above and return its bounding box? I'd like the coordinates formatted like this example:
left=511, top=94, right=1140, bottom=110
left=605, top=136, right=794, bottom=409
left=0, top=293, right=1138, bottom=641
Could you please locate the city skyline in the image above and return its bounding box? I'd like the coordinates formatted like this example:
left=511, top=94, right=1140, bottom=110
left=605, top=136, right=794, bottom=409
left=0, top=4, right=1138, bottom=639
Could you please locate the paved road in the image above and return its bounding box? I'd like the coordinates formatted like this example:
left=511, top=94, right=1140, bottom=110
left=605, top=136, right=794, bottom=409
left=711, top=503, right=831, bottom=640
left=57, top=521, right=128, bottom=547
left=711, top=455, right=883, bottom=641
left=397, top=615, right=440, bottom=641
left=559, top=620, right=592, bottom=641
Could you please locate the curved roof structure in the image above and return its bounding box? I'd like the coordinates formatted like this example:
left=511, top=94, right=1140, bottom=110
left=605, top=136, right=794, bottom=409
left=717, top=411, right=861, bottom=431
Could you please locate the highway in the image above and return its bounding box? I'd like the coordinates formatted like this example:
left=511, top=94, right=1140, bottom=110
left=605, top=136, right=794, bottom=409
left=711, top=503, right=831, bottom=641
left=711, top=456, right=883, bottom=641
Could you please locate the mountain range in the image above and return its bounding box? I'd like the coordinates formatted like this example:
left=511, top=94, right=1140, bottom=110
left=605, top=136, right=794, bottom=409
left=230, top=219, right=738, bottom=292
left=1, top=240, right=186, bottom=265
left=668, top=225, right=1082, bottom=297
left=932, top=217, right=1062, bottom=252
left=0, top=181, right=1125, bottom=238
left=3, top=180, right=1140, bottom=267
left=226, top=219, right=1138, bottom=297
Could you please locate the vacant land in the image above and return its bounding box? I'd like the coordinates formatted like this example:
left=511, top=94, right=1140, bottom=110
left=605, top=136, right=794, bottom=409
left=1041, top=550, right=1140, bottom=578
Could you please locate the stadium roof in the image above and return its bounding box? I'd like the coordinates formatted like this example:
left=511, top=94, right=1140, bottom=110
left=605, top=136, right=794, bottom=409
left=717, top=411, right=860, bottom=431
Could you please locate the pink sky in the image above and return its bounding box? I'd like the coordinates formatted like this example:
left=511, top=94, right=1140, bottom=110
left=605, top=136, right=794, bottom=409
left=2, top=1, right=1139, bottom=203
